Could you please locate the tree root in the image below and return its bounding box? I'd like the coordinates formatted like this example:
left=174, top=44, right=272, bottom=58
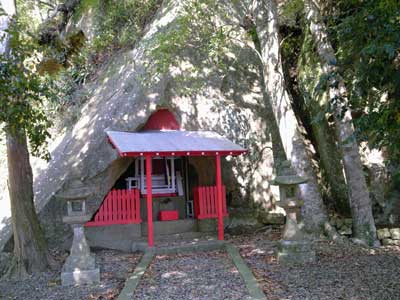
left=2, top=256, right=29, bottom=280
left=323, top=221, right=348, bottom=244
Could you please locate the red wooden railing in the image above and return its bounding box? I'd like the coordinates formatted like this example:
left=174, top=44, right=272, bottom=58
left=85, top=189, right=142, bottom=227
left=193, top=185, right=228, bottom=219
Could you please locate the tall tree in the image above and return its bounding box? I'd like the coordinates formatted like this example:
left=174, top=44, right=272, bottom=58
left=304, top=0, right=378, bottom=246
left=248, top=0, right=340, bottom=239
left=0, top=0, right=53, bottom=277
left=147, top=0, right=341, bottom=239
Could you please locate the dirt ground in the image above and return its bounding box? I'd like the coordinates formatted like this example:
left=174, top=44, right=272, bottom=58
left=1, top=230, right=400, bottom=300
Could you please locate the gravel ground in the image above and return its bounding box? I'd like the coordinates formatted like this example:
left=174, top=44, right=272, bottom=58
left=0, top=249, right=141, bottom=300
left=2, top=229, right=400, bottom=300
left=229, top=229, right=400, bottom=300
left=132, top=250, right=251, bottom=300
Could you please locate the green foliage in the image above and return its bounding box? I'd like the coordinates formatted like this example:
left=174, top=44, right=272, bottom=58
left=91, top=0, right=161, bottom=52
left=280, top=0, right=304, bottom=26
left=0, top=18, right=53, bottom=159
left=326, top=0, right=400, bottom=165
left=75, top=0, right=99, bottom=16
left=146, top=0, right=236, bottom=92
left=39, top=0, right=162, bottom=110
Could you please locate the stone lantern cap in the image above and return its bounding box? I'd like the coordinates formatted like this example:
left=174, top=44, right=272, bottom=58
left=270, top=161, right=307, bottom=186
left=56, top=178, right=93, bottom=202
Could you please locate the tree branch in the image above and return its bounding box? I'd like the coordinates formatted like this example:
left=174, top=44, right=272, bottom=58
left=38, top=0, right=81, bottom=45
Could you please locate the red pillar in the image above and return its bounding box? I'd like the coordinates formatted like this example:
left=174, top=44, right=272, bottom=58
left=215, top=154, right=224, bottom=240
left=146, top=155, right=154, bottom=247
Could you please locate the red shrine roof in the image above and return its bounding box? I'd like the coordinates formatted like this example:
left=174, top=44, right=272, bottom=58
left=106, top=130, right=247, bottom=157
left=143, top=109, right=180, bottom=131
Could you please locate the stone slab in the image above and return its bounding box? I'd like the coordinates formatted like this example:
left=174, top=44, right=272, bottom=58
left=377, top=228, right=391, bottom=240
left=344, top=218, right=353, bottom=226
left=258, top=212, right=285, bottom=225
left=155, top=240, right=225, bottom=255
left=63, top=215, right=91, bottom=224
left=117, top=251, right=154, bottom=300
left=61, top=268, right=100, bottom=286
left=277, top=251, right=316, bottom=265
left=277, top=240, right=313, bottom=253
left=335, top=218, right=344, bottom=228
left=389, top=228, right=400, bottom=240
left=382, top=238, right=400, bottom=246
left=226, top=244, right=266, bottom=300
left=132, top=239, right=225, bottom=254
left=276, top=240, right=316, bottom=265
left=141, top=219, right=198, bottom=236
left=339, top=227, right=352, bottom=236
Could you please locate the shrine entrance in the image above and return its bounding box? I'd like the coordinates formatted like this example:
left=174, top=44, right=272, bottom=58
left=86, top=109, right=246, bottom=247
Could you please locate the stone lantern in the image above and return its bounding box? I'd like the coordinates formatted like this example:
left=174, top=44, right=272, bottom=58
left=58, top=177, right=100, bottom=286
left=270, top=160, right=316, bottom=265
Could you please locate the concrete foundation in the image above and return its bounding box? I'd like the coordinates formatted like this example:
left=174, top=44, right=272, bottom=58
left=86, top=224, right=142, bottom=252
left=198, top=217, right=229, bottom=233
left=86, top=218, right=230, bottom=251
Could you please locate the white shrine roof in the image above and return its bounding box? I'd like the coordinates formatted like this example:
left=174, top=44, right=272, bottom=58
left=106, top=130, right=247, bottom=157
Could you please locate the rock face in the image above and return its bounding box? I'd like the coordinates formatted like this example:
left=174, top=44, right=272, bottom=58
left=0, top=252, right=11, bottom=276
left=0, top=0, right=276, bottom=250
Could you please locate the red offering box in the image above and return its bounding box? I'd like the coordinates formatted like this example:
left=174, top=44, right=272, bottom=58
left=159, top=210, right=179, bottom=221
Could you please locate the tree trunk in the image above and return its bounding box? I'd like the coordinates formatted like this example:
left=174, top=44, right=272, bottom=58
left=250, top=34, right=287, bottom=165
left=304, top=0, right=378, bottom=245
left=6, top=130, right=52, bottom=277
left=297, top=29, right=350, bottom=215
left=38, top=0, right=81, bottom=45
left=251, top=0, right=340, bottom=239
left=1, top=0, right=52, bottom=277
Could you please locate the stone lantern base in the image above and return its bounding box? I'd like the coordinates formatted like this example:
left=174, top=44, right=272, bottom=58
left=276, top=240, right=316, bottom=265
left=61, top=216, right=100, bottom=286
left=61, top=266, right=100, bottom=286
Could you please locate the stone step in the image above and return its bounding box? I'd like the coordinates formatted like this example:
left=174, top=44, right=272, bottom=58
left=132, top=234, right=223, bottom=254
left=132, top=231, right=212, bottom=246
left=155, top=231, right=207, bottom=241
left=141, top=219, right=198, bottom=236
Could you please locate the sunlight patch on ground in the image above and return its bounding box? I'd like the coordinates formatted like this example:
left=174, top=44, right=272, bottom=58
left=161, top=271, right=187, bottom=279
left=248, top=248, right=266, bottom=255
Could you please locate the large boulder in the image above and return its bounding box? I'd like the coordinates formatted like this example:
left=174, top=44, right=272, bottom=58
left=0, top=0, right=277, bottom=250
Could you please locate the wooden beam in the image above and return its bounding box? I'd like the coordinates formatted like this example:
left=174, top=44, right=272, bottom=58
left=171, top=157, right=175, bottom=192
left=146, top=155, right=154, bottom=247
left=140, top=157, right=144, bottom=193
left=215, top=155, right=224, bottom=240
left=117, top=150, right=247, bottom=157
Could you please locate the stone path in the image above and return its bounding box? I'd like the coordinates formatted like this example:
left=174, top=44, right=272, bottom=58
left=131, top=250, right=252, bottom=300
